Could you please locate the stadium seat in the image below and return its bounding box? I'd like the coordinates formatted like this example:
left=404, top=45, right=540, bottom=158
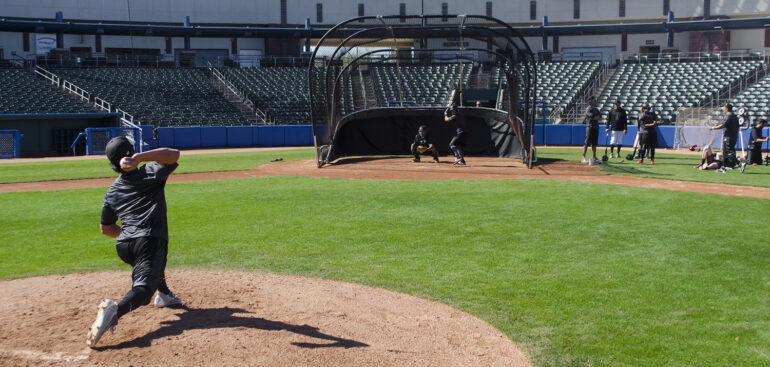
left=597, top=61, right=764, bottom=123
left=0, top=69, right=98, bottom=114
left=53, top=67, right=248, bottom=127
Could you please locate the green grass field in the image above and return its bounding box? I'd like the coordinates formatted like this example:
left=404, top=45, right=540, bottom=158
left=1, top=166, right=768, bottom=366
left=0, top=148, right=314, bottom=183
left=538, top=147, right=770, bottom=188
left=3, top=147, right=769, bottom=189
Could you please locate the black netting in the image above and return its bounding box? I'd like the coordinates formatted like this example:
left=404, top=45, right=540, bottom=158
left=0, top=133, right=14, bottom=156
left=90, top=130, right=111, bottom=153
left=309, top=15, right=537, bottom=167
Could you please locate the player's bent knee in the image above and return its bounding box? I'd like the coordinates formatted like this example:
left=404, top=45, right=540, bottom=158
left=131, top=285, right=153, bottom=306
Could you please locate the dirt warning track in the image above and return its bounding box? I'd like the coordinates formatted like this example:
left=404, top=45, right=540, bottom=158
left=1, top=157, right=769, bottom=199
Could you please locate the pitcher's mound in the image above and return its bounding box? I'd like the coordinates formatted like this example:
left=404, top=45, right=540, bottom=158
left=0, top=270, right=530, bottom=366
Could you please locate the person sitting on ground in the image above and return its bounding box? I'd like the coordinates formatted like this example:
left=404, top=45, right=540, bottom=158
left=411, top=125, right=440, bottom=163
left=696, top=147, right=724, bottom=171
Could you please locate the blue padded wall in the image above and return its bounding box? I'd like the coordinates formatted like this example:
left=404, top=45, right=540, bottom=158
left=532, top=124, right=544, bottom=145
left=571, top=125, right=587, bottom=145
left=200, top=126, right=227, bottom=147
left=156, top=127, right=174, bottom=148
left=258, top=126, right=285, bottom=146
left=174, top=127, right=201, bottom=149
left=284, top=125, right=313, bottom=145
left=544, top=124, right=571, bottom=145
left=226, top=126, right=253, bottom=147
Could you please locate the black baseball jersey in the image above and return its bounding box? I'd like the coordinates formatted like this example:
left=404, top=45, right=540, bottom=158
left=607, top=108, right=628, bottom=131
left=721, top=112, right=739, bottom=141
left=638, top=111, right=658, bottom=134
left=101, top=162, right=178, bottom=242
left=446, top=112, right=467, bottom=129
left=585, top=106, right=601, bottom=127
left=749, top=125, right=764, bottom=148
left=414, top=133, right=431, bottom=147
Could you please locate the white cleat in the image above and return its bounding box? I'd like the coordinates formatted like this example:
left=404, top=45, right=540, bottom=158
left=86, top=299, right=118, bottom=348
left=154, top=291, right=182, bottom=308
left=581, top=157, right=588, bottom=164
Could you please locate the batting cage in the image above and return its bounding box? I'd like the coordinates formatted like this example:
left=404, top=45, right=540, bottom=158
left=309, top=15, right=537, bottom=168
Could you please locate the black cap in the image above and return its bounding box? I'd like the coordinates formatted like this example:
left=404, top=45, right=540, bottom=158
left=587, top=96, right=596, bottom=102
left=642, top=104, right=651, bottom=110
left=105, top=136, right=135, bottom=173
left=725, top=103, right=733, bottom=111
left=759, top=119, right=768, bottom=125
left=613, top=100, right=621, bottom=105
left=419, top=125, right=428, bottom=132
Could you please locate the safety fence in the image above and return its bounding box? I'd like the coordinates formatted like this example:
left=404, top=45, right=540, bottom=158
left=0, top=130, right=23, bottom=158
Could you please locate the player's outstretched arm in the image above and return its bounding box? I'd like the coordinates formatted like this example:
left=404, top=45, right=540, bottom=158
left=134, top=148, right=180, bottom=165
left=121, top=148, right=180, bottom=170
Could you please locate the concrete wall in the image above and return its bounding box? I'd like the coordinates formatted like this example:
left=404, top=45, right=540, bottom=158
left=2, top=0, right=770, bottom=60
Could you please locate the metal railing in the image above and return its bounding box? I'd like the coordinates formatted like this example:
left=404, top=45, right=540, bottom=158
left=34, top=65, right=60, bottom=87
left=61, top=80, right=91, bottom=102
left=93, top=97, right=111, bottom=112
left=209, top=66, right=269, bottom=124
left=619, top=49, right=767, bottom=64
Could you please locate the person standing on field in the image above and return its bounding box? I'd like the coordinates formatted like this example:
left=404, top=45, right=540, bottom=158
left=605, top=100, right=627, bottom=159
left=581, top=96, right=602, bottom=166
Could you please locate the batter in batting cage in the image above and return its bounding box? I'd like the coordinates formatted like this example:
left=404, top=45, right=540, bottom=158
left=309, top=14, right=537, bottom=168
left=86, top=136, right=182, bottom=348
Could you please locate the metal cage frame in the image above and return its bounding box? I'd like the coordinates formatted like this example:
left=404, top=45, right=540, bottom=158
left=308, top=14, right=537, bottom=168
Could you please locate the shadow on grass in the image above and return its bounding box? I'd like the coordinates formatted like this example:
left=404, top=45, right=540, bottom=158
left=96, top=306, right=369, bottom=350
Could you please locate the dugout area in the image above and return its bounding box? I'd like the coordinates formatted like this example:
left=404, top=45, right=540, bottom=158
left=309, top=15, right=537, bottom=167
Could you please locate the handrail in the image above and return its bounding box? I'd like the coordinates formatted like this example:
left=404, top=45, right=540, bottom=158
left=93, top=97, right=111, bottom=112
left=61, top=80, right=91, bottom=102
left=357, top=67, right=367, bottom=110
left=210, top=66, right=268, bottom=124
left=34, top=65, right=60, bottom=87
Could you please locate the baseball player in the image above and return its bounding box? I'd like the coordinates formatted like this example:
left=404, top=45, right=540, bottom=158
left=637, top=104, right=660, bottom=164
left=411, top=125, right=440, bottom=163
left=605, top=100, right=627, bottom=159
left=86, top=136, right=182, bottom=348
left=445, top=104, right=467, bottom=165
left=747, top=119, right=769, bottom=165
left=581, top=96, right=602, bottom=165
left=710, top=103, right=739, bottom=168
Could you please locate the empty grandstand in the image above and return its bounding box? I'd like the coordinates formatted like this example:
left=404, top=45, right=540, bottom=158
left=0, top=68, right=98, bottom=114
left=731, top=72, right=770, bottom=123
left=491, top=61, right=603, bottom=121
left=53, top=68, right=248, bottom=126
left=222, top=67, right=312, bottom=124
left=370, top=63, right=472, bottom=107
left=598, top=61, right=765, bottom=123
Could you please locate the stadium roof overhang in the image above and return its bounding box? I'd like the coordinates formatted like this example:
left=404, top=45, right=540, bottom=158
left=1, top=16, right=770, bottom=38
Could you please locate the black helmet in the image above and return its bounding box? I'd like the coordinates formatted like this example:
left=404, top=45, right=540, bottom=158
left=418, top=125, right=428, bottom=132
left=105, top=136, right=135, bottom=173
left=642, top=104, right=651, bottom=111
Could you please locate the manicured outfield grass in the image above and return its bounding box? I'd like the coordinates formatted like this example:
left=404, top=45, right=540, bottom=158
left=0, top=148, right=314, bottom=183
left=538, top=147, right=770, bottom=188
left=1, top=177, right=767, bottom=367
